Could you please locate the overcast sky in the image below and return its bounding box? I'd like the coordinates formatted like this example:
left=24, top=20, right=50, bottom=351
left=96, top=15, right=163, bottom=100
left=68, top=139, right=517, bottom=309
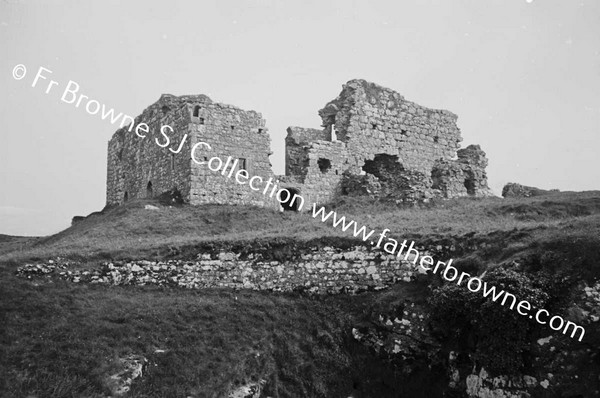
left=1, top=0, right=599, bottom=236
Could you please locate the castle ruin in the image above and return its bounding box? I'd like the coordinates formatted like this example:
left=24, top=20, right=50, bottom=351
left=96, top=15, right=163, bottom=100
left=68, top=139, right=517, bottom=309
left=106, top=94, right=275, bottom=208
left=106, top=79, right=492, bottom=209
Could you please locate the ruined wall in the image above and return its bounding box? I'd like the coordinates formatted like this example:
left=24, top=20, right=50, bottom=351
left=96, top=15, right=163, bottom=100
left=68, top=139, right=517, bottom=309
left=457, top=145, right=493, bottom=197
left=431, top=159, right=467, bottom=198
left=285, top=79, right=493, bottom=204
left=320, top=79, right=462, bottom=175
left=362, top=154, right=433, bottom=201
left=188, top=102, right=277, bottom=208
left=107, top=79, right=493, bottom=211
left=340, top=172, right=382, bottom=197
left=282, top=129, right=348, bottom=206
left=32, top=246, right=426, bottom=295
left=285, top=127, right=330, bottom=182
left=502, top=183, right=559, bottom=198
left=431, top=145, right=493, bottom=198
left=107, top=94, right=279, bottom=209
left=106, top=94, right=193, bottom=205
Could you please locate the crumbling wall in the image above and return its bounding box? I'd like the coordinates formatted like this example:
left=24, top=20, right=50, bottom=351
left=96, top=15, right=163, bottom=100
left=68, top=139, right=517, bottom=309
left=431, top=145, right=493, bottom=198
left=319, top=79, right=462, bottom=176
left=32, top=246, right=426, bottom=295
left=188, top=101, right=276, bottom=208
left=457, top=145, right=493, bottom=197
left=108, top=79, right=494, bottom=211
left=341, top=172, right=381, bottom=197
left=107, top=94, right=278, bottom=209
left=431, top=159, right=467, bottom=198
left=362, top=154, right=433, bottom=201
left=106, top=94, right=193, bottom=205
left=280, top=137, right=348, bottom=206
left=281, top=127, right=348, bottom=206
left=285, top=127, right=330, bottom=182
left=286, top=79, right=494, bottom=204
left=502, top=183, right=559, bottom=198
left=300, top=141, right=348, bottom=204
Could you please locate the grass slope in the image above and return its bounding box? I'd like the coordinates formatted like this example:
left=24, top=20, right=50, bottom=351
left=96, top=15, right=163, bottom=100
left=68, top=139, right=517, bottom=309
left=0, top=266, right=440, bottom=398
left=1, top=192, right=600, bottom=397
left=3, top=191, right=600, bottom=264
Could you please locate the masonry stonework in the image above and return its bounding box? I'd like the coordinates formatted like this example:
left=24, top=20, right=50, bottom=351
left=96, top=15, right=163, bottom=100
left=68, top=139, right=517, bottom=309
left=107, top=94, right=277, bottom=208
left=283, top=79, right=493, bottom=205
left=18, top=246, right=429, bottom=295
left=106, top=79, right=492, bottom=209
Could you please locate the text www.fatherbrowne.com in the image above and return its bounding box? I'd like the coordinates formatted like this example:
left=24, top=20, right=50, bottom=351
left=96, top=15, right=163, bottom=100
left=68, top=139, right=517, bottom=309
left=310, top=204, right=586, bottom=342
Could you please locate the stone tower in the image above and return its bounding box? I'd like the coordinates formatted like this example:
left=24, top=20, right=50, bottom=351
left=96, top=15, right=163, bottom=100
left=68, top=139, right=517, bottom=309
left=106, top=94, right=276, bottom=207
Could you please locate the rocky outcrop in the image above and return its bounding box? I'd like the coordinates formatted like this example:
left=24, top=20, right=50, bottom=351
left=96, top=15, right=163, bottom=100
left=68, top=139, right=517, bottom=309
left=102, top=355, right=147, bottom=397
left=502, top=183, right=559, bottom=198
left=465, top=367, right=539, bottom=398
left=351, top=300, right=438, bottom=375
left=227, top=380, right=266, bottom=398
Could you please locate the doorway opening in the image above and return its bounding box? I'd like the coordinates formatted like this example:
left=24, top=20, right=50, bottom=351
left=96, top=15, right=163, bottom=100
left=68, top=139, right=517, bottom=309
left=281, top=187, right=301, bottom=211
left=146, top=181, right=153, bottom=198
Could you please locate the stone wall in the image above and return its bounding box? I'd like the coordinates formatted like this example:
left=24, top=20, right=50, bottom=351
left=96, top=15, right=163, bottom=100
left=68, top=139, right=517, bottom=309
left=322, top=79, right=462, bottom=176
left=18, top=246, right=426, bottom=295
left=431, top=145, right=493, bottom=198
left=281, top=127, right=349, bottom=207
left=502, top=182, right=559, bottom=198
left=340, top=172, right=382, bottom=197
left=284, top=127, right=322, bottom=182
left=107, top=94, right=279, bottom=209
left=188, top=101, right=277, bottom=208
left=107, top=79, right=493, bottom=211
left=106, top=94, right=193, bottom=205
left=285, top=79, right=493, bottom=205
left=431, top=159, right=466, bottom=198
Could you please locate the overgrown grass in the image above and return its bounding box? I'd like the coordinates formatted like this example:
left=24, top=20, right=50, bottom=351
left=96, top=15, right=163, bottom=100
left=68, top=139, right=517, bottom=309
left=2, top=192, right=600, bottom=397
left=0, top=265, right=441, bottom=398
left=2, top=191, right=600, bottom=264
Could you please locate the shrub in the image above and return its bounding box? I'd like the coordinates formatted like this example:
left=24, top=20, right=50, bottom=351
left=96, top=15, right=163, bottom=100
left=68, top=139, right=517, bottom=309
left=429, top=267, right=548, bottom=375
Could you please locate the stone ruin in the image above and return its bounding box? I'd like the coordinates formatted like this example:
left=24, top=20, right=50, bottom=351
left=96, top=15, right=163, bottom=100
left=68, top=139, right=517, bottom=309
left=282, top=79, right=493, bottom=205
left=502, top=183, right=560, bottom=198
left=106, top=94, right=274, bottom=208
left=106, top=79, right=493, bottom=209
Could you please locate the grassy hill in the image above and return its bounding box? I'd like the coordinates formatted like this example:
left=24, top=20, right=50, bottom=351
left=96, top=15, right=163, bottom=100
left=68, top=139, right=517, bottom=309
left=1, top=192, right=600, bottom=397
left=4, top=191, right=600, bottom=265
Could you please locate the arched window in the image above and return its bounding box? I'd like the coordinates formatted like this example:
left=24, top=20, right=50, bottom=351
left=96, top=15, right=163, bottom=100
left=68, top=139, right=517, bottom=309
left=193, top=105, right=201, bottom=117
left=146, top=181, right=153, bottom=198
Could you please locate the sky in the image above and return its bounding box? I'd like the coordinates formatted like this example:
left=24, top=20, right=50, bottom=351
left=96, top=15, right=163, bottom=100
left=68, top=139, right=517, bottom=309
left=0, top=0, right=599, bottom=236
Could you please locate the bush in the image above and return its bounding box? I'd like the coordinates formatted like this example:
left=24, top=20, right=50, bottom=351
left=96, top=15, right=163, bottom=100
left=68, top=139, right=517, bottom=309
left=429, top=267, right=548, bottom=375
